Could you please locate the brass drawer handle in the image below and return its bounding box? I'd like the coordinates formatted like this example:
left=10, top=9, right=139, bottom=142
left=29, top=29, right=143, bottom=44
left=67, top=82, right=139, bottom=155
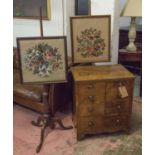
left=116, top=119, right=120, bottom=123
left=117, top=105, right=121, bottom=109
left=88, top=107, right=94, bottom=112
left=88, top=96, right=95, bottom=102
left=88, top=121, right=94, bottom=127
left=87, top=84, right=94, bottom=89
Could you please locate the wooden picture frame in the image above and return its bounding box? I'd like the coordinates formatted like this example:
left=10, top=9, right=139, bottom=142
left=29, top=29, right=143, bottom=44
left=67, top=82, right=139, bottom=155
left=70, top=15, right=111, bottom=63
left=17, top=36, right=68, bottom=84
left=13, top=0, right=51, bottom=20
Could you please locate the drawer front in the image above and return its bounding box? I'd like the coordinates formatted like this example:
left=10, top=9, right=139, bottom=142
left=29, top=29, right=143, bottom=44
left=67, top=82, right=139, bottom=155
left=78, top=116, right=104, bottom=133
left=78, top=103, right=104, bottom=117
left=78, top=82, right=105, bottom=104
left=105, top=99, right=130, bottom=116
left=104, top=116, right=129, bottom=130
left=106, top=80, right=133, bottom=103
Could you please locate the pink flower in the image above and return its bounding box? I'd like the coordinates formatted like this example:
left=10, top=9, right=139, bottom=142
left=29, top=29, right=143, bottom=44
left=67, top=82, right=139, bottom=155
left=87, top=47, right=94, bottom=53
left=43, top=52, right=53, bottom=61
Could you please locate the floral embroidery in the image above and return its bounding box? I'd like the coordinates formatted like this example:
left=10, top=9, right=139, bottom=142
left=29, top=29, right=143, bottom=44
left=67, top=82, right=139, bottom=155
left=24, top=42, right=63, bottom=78
left=76, top=28, right=105, bottom=58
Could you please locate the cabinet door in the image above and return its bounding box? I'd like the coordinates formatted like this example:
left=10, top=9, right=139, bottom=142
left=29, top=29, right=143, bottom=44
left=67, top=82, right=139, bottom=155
left=105, top=80, right=134, bottom=115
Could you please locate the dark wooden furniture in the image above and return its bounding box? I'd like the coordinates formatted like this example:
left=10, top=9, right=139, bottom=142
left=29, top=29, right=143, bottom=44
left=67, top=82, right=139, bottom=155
left=71, top=64, right=135, bottom=140
left=118, top=49, right=142, bottom=74
left=118, top=49, right=142, bottom=96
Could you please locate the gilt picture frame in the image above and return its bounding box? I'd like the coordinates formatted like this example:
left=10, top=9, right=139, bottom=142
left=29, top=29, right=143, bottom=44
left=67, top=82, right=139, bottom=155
left=13, top=0, right=51, bottom=20
left=70, top=15, right=111, bottom=63
left=17, top=36, right=67, bottom=84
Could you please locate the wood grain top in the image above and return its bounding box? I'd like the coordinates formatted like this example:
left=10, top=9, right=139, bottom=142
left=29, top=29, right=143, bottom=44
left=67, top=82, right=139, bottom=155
left=71, top=64, right=135, bottom=82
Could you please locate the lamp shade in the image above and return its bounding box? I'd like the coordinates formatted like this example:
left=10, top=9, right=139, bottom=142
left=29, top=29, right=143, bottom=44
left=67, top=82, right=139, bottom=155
left=121, top=0, right=142, bottom=17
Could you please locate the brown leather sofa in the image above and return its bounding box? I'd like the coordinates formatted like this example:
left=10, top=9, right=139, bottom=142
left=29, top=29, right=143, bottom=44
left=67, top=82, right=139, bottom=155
left=13, top=47, right=72, bottom=114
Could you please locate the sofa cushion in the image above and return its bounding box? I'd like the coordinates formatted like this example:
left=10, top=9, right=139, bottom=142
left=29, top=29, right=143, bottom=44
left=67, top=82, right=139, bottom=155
left=14, top=69, right=43, bottom=102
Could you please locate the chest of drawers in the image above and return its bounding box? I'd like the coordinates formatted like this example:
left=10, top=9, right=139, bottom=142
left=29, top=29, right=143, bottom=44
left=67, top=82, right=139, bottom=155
left=71, top=64, right=135, bottom=140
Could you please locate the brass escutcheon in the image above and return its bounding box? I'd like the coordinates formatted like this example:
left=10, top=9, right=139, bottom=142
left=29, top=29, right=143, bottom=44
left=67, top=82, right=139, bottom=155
left=88, top=95, right=95, bottom=102
left=87, top=84, right=94, bottom=89
left=88, top=121, right=94, bottom=127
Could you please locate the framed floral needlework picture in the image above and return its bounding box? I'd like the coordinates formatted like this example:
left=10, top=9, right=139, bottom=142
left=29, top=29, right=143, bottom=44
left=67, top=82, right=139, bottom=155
left=17, top=37, right=67, bottom=84
left=70, top=15, right=111, bottom=63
